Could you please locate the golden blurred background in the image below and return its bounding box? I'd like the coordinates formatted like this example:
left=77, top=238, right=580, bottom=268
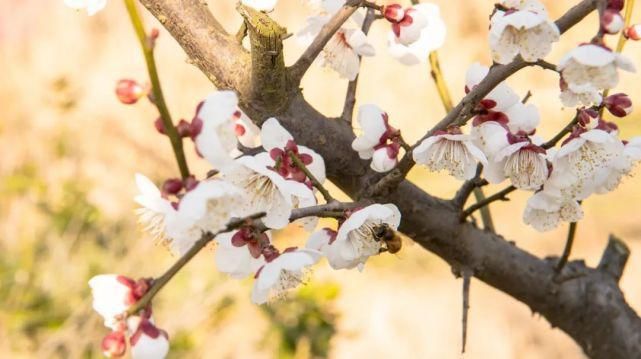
left=1, top=0, right=641, bottom=358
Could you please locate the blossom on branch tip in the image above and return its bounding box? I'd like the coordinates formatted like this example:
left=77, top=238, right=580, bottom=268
left=413, top=127, right=487, bottom=180
left=192, top=91, right=260, bottom=170
left=251, top=248, right=322, bottom=304
left=387, top=3, right=446, bottom=65
left=64, top=0, right=108, bottom=16
left=321, top=204, right=401, bottom=270
left=466, top=63, right=520, bottom=112
left=489, top=0, right=559, bottom=64
left=88, top=274, right=150, bottom=330
left=604, top=93, right=633, bottom=117
left=351, top=104, right=402, bottom=173
left=115, top=79, right=148, bottom=105
left=601, top=9, right=625, bottom=34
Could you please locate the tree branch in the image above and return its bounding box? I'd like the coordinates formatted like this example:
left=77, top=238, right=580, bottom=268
left=237, top=4, right=289, bottom=113
left=342, top=8, right=376, bottom=124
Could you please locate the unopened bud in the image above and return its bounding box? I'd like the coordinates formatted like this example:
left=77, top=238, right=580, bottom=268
left=162, top=178, right=183, bottom=195
left=607, top=0, right=624, bottom=11
left=101, top=331, right=127, bottom=358
left=154, top=117, right=166, bottom=135
left=148, top=28, right=160, bottom=48
left=604, top=93, right=633, bottom=117
left=601, top=10, right=624, bottom=34
left=624, top=24, right=641, bottom=40
left=175, top=119, right=192, bottom=138
left=383, top=4, right=405, bottom=23
left=115, top=79, right=147, bottom=105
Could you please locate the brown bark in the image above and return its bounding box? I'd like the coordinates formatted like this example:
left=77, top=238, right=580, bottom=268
left=138, top=0, right=641, bottom=357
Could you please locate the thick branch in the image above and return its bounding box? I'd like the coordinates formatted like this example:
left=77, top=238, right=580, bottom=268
left=237, top=4, right=288, bottom=113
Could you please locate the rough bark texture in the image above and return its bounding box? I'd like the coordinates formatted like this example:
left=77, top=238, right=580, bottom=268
left=138, top=0, right=641, bottom=357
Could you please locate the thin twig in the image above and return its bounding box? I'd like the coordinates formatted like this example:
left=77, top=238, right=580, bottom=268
left=342, top=8, right=376, bottom=123
left=521, top=90, right=533, bottom=104
left=461, top=186, right=516, bottom=222
left=555, top=222, right=578, bottom=273
left=126, top=212, right=266, bottom=316
left=541, top=111, right=579, bottom=149
left=288, top=151, right=334, bottom=203
left=532, top=59, right=559, bottom=72
left=124, top=0, right=190, bottom=179
left=461, top=268, right=473, bottom=354
left=473, top=188, right=495, bottom=231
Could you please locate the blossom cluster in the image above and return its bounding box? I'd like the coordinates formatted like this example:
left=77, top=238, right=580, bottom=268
left=89, top=91, right=402, bottom=358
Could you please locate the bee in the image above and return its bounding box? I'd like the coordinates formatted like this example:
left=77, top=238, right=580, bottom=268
left=372, top=223, right=402, bottom=254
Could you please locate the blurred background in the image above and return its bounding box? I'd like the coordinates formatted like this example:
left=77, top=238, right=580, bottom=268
left=1, top=0, right=640, bottom=358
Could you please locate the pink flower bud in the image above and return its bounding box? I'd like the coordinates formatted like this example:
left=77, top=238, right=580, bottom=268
left=624, top=24, right=641, bottom=40
left=183, top=175, right=199, bottom=191
left=175, top=119, right=192, bottom=138
left=383, top=4, right=405, bottom=23
left=101, top=331, right=127, bottom=358
left=604, top=93, right=633, bottom=117
left=601, top=10, right=624, bottom=34
left=115, top=79, right=147, bottom=105
left=607, top=0, right=625, bottom=11
left=154, top=117, right=166, bottom=135
left=162, top=178, right=183, bottom=195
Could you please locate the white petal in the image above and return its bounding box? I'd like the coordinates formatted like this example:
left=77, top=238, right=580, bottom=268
left=260, top=117, right=293, bottom=151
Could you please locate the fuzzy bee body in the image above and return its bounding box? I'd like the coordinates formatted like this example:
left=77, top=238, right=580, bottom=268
left=371, top=223, right=402, bottom=254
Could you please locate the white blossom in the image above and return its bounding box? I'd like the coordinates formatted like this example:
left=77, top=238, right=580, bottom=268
left=297, top=15, right=375, bottom=80
left=128, top=316, right=169, bottom=359
left=193, top=91, right=260, bottom=170
left=558, top=44, right=636, bottom=93
left=64, top=0, right=107, bottom=15
left=252, top=248, right=322, bottom=304
left=223, top=153, right=316, bottom=229
left=466, top=63, right=520, bottom=111
left=489, top=0, right=560, bottom=64
left=523, top=189, right=583, bottom=232
left=485, top=139, right=548, bottom=190
left=89, top=275, right=142, bottom=330
left=413, top=128, right=488, bottom=180
left=388, top=3, right=446, bottom=65
left=215, top=230, right=267, bottom=279
left=322, top=204, right=401, bottom=270
left=351, top=104, right=401, bottom=173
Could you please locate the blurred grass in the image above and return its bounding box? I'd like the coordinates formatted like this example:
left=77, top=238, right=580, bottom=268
left=0, top=0, right=640, bottom=358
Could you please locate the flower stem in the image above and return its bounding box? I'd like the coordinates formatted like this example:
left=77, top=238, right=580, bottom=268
left=126, top=212, right=266, bottom=316
left=601, top=0, right=635, bottom=112
left=555, top=222, right=578, bottom=273
left=288, top=151, right=334, bottom=203
left=123, top=0, right=190, bottom=179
